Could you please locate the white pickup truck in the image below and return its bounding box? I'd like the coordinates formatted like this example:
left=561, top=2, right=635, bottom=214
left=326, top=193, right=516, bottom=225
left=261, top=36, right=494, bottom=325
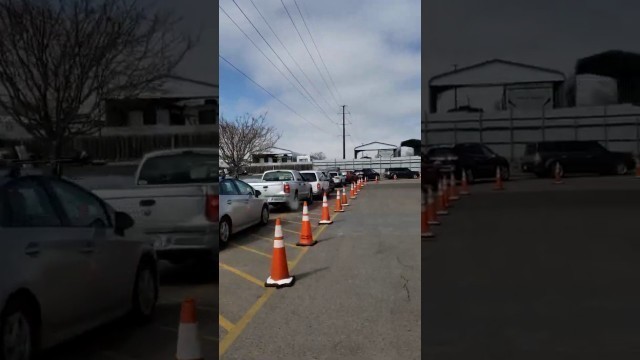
left=245, top=169, right=313, bottom=211
left=92, top=148, right=219, bottom=264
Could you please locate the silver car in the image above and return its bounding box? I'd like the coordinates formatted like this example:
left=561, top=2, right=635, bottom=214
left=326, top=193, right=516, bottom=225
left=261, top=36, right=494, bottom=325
left=0, top=173, right=158, bottom=359
left=219, top=178, right=270, bottom=249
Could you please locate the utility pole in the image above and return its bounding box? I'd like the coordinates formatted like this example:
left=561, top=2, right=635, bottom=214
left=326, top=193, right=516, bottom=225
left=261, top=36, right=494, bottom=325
left=341, top=105, right=347, bottom=159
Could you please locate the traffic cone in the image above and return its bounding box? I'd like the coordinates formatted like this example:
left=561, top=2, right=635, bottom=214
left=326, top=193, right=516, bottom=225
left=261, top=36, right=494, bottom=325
left=553, top=162, right=564, bottom=184
left=493, top=167, right=504, bottom=191
left=341, top=186, right=350, bottom=206
left=266, top=219, right=295, bottom=287
left=176, top=298, right=203, bottom=360
left=364, top=177, right=368, bottom=185
left=319, top=193, right=333, bottom=224
left=375, top=175, right=379, bottom=184
left=449, top=172, right=460, bottom=201
left=350, top=182, right=356, bottom=199
left=427, top=187, right=441, bottom=225
left=334, top=189, right=344, bottom=212
left=635, top=156, right=640, bottom=178
left=437, top=178, right=449, bottom=215
left=460, top=169, right=470, bottom=196
left=393, top=174, right=398, bottom=180
left=421, top=199, right=434, bottom=239
left=296, top=202, right=317, bottom=246
left=442, top=176, right=452, bottom=209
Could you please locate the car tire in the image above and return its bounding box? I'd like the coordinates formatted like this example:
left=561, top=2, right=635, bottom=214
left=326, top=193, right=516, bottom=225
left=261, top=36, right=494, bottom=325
left=412, top=174, right=418, bottom=179
left=614, top=162, right=627, bottom=175
left=219, top=216, right=231, bottom=250
left=307, top=189, right=314, bottom=205
left=259, top=205, right=269, bottom=226
left=131, top=259, right=158, bottom=323
left=288, top=193, right=300, bottom=211
left=0, top=296, right=40, bottom=360
left=500, top=165, right=510, bottom=181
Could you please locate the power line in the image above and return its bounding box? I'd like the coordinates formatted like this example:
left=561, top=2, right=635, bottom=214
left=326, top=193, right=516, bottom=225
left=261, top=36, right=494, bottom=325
left=281, top=0, right=340, bottom=109
left=230, top=0, right=336, bottom=124
left=220, top=54, right=333, bottom=135
left=294, top=0, right=343, bottom=104
left=220, top=5, right=314, bottom=109
left=248, top=0, right=337, bottom=118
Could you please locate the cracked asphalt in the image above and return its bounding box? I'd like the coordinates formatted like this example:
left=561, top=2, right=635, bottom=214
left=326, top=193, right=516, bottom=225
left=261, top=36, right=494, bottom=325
left=221, top=180, right=421, bottom=360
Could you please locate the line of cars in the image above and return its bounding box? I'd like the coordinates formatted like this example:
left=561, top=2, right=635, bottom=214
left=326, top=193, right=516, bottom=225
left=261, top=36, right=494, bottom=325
left=423, top=140, right=636, bottom=190
left=0, top=147, right=217, bottom=358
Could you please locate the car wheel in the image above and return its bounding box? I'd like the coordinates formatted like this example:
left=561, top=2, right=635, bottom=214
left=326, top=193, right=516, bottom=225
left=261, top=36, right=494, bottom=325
left=259, top=205, right=269, bottom=226
left=307, top=189, right=314, bottom=205
left=412, top=173, right=418, bottom=179
left=500, top=165, right=510, bottom=181
left=131, top=259, right=158, bottom=323
left=288, top=193, right=300, bottom=211
left=219, top=216, right=231, bottom=249
left=0, top=298, right=39, bottom=360
left=615, top=162, right=627, bottom=175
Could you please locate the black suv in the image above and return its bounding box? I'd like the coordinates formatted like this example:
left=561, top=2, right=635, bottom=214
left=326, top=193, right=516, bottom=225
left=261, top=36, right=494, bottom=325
left=384, top=167, right=420, bottom=179
left=424, top=143, right=510, bottom=184
left=521, top=140, right=635, bottom=177
left=353, top=168, right=379, bottom=181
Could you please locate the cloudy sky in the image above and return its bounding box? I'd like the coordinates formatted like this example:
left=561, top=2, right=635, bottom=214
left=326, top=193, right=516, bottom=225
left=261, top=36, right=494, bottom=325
left=424, top=0, right=640, bottom=112
left=220, top=0, right=420, bottom=159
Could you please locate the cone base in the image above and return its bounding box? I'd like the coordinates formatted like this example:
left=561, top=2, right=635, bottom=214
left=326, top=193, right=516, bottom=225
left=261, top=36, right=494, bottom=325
left=342, top=203, right=350, bottom=206
left=265, top=275, right=296, bottom=288
left=460, top=191, right=470, bottom=195
left=428, top=220, right=441, bottom=225
left=319, top=220, right=333, bottom=224
left=436, top=210, right=449, bottom=215
left=421, top=232, right=435, bottom=239
left=296, top=240, right=318, bottom=247
left=334, top=209, right=345, bottom=212
left=449, top=196, right=460, bottom=201
left=350, top=196, right=356, bottom=199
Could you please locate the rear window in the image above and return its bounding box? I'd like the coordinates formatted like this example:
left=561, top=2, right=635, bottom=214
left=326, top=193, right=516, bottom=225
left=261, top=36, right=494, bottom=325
left=427, top=147, right=454, bottom=157
left=137, top=152, right=217, bottom=185
left=329, top=172, right=338, bottom=177
left=263, top=171, right=294, bottom=181
left=301, top=173, right=318, bottom=181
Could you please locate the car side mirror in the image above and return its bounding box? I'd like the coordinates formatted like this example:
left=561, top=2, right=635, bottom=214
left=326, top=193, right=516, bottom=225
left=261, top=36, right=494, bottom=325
left=114, top=211, right=134, bottom=236
left=255, top=190, right=262, bottom=198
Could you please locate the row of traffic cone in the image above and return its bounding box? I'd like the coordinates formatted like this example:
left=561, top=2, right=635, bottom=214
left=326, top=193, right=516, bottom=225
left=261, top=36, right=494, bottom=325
left=266, top=177, right=372, bottom=288
left=422, top=170, right=471, bottom=239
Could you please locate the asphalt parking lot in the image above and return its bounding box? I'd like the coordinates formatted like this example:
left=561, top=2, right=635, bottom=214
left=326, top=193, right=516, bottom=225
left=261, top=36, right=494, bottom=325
left=423, top=174, right=640, bottom=359
left=219, top=179, right=421, bottom=360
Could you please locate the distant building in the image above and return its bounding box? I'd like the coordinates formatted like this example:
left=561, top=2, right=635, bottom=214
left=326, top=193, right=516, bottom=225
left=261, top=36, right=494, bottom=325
left=251, top=147, right=306, bottom=163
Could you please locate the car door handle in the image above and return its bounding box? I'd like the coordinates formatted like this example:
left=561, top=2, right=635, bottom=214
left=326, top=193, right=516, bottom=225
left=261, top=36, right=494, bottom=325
left=140, top=199, right=156, bottom=207
left=25, top=242, right=40, bottom=256
left=79, top=241, right=95, bottom=254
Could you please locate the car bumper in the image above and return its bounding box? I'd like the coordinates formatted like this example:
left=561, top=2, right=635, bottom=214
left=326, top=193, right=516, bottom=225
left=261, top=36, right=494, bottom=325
left=146, top=224, right=218, bottom=256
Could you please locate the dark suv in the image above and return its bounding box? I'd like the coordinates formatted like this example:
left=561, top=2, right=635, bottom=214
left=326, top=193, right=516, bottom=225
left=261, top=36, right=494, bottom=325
left=353, top=168, right=379, bottom=181
left=521, top=140, right=635, bottom=177
left=424, top=143, right=510, bottom=184
left=384, top=167, right=420, bottom=179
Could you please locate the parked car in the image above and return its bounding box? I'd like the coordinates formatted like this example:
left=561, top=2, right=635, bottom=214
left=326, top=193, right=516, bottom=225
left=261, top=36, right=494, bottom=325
left=91, top=148, right=218, bottom=266
left=0, top=170, right=158, bottom=358
left=384, top=167, right=420, bottom=179
left=343, top=171, right=357, bottom=184
left=424, top=143, right=510, bottom=183
left=300, top=170, right=331, bottom=199
left=521, top=140, right=635, bottom=178
left=328, top=171, right=344, bottom=187
left=353, top=168, right=379, bottom=181
left=219, top=178, right=269, bottom=249
left=245, top=170, right=313, bottom=210
left=423, top=145, right=455, bottom=190
left=322, top=172, right=336, bottom=193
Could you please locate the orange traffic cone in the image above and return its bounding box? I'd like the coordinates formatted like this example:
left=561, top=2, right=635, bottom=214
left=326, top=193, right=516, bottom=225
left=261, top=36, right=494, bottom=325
left=421, top=199, right=434, bottom=239
left=334, top=189, right=345, bottom=212
left=341, top=186, right=350, bottom=206
left=460, top=169, right=470, bottom=196
left=635, top=156, right=640, bottom=178
left=553, top=162, right=564, bottom=184
left=493, top=167, right=504, bottom=191
left=449, top=172, right=460, bottom=201
left=350, top=183, right=357, bottom=199
left=176, top=298, right=203, bottom=360
left=427, top=187, right=440, bottom=225
left=393, top=174, right=398, bottom=180
left=437, top=178, right=449, bottom=215
left=319, top=192, right=333, bottom=225
left=442, top=176, right=453, bottom=208
left=364, top=177, right=368, bottom=185
left=297, top=202, right=317, bottom=246
left=265, top=219, right=295, bottom=287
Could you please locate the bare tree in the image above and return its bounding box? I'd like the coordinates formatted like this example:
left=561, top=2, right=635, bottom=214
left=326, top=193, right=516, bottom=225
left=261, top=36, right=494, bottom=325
left=310, top=152, right=326, bottom=160
left=0, top=0, right=195, bottom=158
left=219, top=113, right=281, bottom=175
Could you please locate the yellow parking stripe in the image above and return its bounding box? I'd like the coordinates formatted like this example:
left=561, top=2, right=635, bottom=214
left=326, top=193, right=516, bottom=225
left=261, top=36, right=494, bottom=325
left=219, top=263, right=264, bottom=287
left=219, top=314, right=235, bottom=332
left=228, top=243, right=294, bottom=266
left=219, top=213, right=338, bottom=357
left=249, top=233, right=299, bottom=248
left=282, top=227, right=301, bottom=235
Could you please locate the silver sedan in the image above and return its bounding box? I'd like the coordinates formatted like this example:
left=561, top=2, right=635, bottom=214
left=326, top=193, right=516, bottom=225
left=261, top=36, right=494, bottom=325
left=219, top=177, right=270, bottom=249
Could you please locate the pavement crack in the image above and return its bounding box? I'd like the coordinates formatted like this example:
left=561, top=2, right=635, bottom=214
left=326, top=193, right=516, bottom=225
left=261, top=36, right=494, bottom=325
left=401, top=275, right=410, bottom=302
left=396, top=256, right=412, bottom=268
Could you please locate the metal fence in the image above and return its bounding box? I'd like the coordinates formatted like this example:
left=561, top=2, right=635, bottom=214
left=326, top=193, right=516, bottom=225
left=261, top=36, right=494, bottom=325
left=425, top=106, right=640, bottom=163
left=313, top=156, right=421, bottom=173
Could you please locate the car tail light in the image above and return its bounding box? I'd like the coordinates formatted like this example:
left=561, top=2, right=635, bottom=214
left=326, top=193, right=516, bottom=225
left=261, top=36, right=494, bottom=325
left=317, top=183, right=321, bottom=190
left=534, top=152, right=541, bottom=163
left=206, top=194, right=219, bottom=222
left=284, top=183, right=290, bottom=193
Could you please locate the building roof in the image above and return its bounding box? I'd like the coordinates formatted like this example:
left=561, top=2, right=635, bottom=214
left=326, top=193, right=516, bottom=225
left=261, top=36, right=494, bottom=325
left=135, top=75, right=218, bottom=99
left=429, top=59, right=565, bottom=87
left=353, top=142, right=398, bottom=151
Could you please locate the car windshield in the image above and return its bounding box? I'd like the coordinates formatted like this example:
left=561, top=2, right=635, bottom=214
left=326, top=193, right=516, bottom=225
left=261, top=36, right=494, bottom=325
left=263, top=171, right=293, bottom=181
left=301, top=172, right=318, bottom=181
left=137, top=152, right=217, bottom=185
